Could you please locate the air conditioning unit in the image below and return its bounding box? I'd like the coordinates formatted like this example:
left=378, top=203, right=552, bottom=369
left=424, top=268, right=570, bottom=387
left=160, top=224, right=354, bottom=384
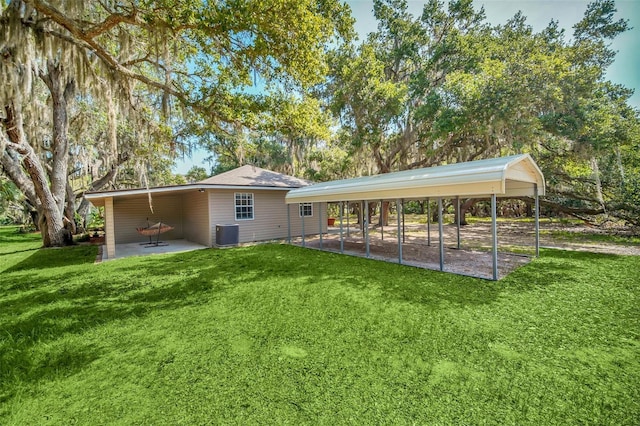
left=215, top=224, right=239, bottom=247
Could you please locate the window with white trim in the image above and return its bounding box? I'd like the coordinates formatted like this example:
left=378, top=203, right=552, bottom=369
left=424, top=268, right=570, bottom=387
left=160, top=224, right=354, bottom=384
left=299, top=203, right=313, bottom=217
left=235, top=193, right=254, bottom=220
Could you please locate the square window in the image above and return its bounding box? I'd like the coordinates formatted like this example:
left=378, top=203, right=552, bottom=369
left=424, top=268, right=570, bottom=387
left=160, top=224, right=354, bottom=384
left=299, top=203, right=313, bottom=217
left=235, top=193, right=254, bottom=220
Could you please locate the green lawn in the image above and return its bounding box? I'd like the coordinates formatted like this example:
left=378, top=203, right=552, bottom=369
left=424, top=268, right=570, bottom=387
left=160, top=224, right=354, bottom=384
left=1, top=226, right=639, bottom=425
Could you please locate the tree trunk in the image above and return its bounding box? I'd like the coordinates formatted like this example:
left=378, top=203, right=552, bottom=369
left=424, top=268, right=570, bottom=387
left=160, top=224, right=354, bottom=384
left=455, top=198, right=477, bottom=226
left=20, top=138, right=67, bottom=246
left=591, top=157, right=605, bottom=213
left=354, top=202, right=362, bottom=226
left=0, top=142, right=40, bottom=208
left=615, top=145, right=625, bottom=186
left=2, top=102, right=69, bottom=246
left=41, top=60, right=73, bottom=216
left=367, top=201, right=375, bottom=223
left=65, top=182, right=77, bottom=234
left=378, top=201, right=390, bottom=226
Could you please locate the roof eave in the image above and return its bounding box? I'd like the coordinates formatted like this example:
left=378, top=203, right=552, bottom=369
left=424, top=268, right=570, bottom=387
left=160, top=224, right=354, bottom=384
left=85, top=183, right=299, bottom=202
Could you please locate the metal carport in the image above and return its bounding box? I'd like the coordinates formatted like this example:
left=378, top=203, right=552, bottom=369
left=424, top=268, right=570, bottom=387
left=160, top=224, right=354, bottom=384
left=285, top=154, right=545, bottom=280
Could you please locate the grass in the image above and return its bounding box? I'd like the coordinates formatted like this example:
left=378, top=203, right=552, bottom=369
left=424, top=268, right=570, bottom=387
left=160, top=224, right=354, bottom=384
left=1, top=226, right=639, bottom=425
left=540, top=229, right=640, bottom=246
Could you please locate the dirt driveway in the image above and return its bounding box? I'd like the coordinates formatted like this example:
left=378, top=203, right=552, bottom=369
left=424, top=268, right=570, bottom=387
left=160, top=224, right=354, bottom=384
left=297, top=220, right=638, bottom=280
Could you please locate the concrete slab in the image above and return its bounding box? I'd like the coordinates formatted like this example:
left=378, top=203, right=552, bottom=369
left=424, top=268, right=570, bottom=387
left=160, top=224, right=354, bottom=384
left=101, top=239, right=208, bottom=261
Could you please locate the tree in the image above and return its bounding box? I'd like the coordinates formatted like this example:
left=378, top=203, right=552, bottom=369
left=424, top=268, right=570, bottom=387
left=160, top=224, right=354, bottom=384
left=323, top=0, right=637, bottom=228
left=184, top=166, right=208, bottom=183
left=1, top=0, right=353, bottom=246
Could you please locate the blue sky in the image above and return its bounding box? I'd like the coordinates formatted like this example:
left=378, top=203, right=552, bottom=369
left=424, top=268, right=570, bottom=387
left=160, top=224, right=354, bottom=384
left=173, top=0, right=639, bottom=174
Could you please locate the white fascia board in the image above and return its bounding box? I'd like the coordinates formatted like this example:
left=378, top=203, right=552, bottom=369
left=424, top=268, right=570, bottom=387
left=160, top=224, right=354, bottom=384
left=85, top=184, right=293, bottom=201
left=286, top=170, right=506, bottom=203
left=504, top=154, right=546, bottom=195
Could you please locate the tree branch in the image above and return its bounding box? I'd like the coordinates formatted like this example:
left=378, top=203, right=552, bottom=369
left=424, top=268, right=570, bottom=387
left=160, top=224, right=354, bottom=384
left=84, top=10, right=140, bottom=39
left=26, top=0, right=226, bottom=131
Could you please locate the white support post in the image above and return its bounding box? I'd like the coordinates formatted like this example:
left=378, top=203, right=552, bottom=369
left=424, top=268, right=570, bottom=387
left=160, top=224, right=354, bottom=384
left=438, top=197, right=444, bottom=272
left=491, top=194, right=498, bottom=281
left=105, top=197, right=116, bottom=259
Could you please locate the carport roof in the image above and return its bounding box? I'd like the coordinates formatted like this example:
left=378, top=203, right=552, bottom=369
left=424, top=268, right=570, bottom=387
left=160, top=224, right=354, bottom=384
left=285, top=154, right=545, bottom=204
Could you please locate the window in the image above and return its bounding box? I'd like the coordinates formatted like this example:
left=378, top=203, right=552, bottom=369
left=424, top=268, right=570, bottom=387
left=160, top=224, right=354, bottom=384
left=235, top=193, right=254, bottom=220
left=299, top=203, right=313, bottom=217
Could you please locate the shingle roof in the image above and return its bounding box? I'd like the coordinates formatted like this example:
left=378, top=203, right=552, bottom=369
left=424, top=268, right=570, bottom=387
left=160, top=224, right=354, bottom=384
left=199, top=165, right=311, bottom=188
left=84, top=165, right=311, bottom=207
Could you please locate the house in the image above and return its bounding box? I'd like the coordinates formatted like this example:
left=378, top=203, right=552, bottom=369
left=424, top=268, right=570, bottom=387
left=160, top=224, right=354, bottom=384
left=85, top=165, right=327, bottom=260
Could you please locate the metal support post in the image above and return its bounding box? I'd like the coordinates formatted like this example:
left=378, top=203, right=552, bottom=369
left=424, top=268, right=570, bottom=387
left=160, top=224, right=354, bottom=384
left=402, top=199, right=406, bottom=244
left=491, top=194, right=498, bottom=281
left=346, top=201, right=350, bottom=237
left=397, top=199, right=402, bottom=264
left=287, top=204, right=291, bottom=243
left=456, top=196, right=461, bottom=249
left=318, top=202, right=323, bottom=249
left=427, top=198, right=431, bottom=246
left=312, top=202, right=324, bottom=250
left=301, top=205, right=305, bottom=247
left=380, top=200, right=384, bottom=241
left=438, top=197, right=444, bottom=272
left=535, top=184, right=540, bottom=257
left=339, top=201, right=344, bottom=254
left=364, top=200, right=370, bottom=257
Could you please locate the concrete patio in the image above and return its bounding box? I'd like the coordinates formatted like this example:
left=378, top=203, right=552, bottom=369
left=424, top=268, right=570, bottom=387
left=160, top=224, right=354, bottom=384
left=100, top=239, right=208, bottom=261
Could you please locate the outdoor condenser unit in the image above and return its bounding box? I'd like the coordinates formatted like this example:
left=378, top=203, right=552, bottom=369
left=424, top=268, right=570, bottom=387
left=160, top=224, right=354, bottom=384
left=215, top=224, right=240, bottom=246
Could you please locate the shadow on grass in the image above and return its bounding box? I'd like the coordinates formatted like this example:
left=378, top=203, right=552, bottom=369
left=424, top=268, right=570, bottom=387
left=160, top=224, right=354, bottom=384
left=0, top=247, right=40, bottom=257
left=0, top=242, right=625, bottom=402
left=4, top=245, right=97, bottom=273
left=0, top=229, right=41, bottom=241
left=0, top=247, right=245, bottom=396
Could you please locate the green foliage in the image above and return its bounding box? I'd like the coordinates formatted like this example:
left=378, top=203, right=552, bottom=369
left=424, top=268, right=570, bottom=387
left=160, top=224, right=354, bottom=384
left=304, top=142, right=352, bottom=181
left=0, top=176, right=31, bottom=225
left=321, top=0, right=639, bottom=229
left=1, top=228, right=639, bottom=424
left=184, top=166, right=209, bottom=183
left=87, top=208, right=105, bottom=231
left=1, top=0, right=355, bottom=246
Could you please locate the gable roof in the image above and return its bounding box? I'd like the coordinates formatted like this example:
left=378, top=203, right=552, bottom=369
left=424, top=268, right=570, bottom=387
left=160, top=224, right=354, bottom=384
left=286, top=154, right=545, bottom=204
left=85, top=165, right=310, bottom=207
left=198, top=165, right=311, bottom=188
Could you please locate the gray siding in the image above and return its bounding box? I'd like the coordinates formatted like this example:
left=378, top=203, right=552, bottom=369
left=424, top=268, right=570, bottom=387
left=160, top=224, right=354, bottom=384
left=183, top=191, right=211, bottom=246
left=113, top=195, right=184, bottom=244
left=209, top=189, right=326, bottom=244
